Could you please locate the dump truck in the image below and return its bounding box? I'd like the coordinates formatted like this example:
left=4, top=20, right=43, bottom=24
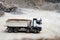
left=6, top=18, right=42, bottom=33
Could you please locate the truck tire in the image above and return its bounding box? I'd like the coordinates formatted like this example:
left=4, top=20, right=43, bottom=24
left=36, top=30, right=40, bottom=33
left=14, top=28, right=18, bottom=33
left=33, top=29, right=39, bottom=33
left=26, top=29, right=30, bottom=33
left=8, top=27, right=13, bottom=33
left=34, top=29, right=37, bottom=33
left=30, top=29, right=35, bottom=33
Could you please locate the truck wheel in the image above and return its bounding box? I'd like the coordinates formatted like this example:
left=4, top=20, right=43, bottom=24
left=34, top=29, right=37, bottom=33
left=14, top=28, right=18, bottom=33
left=33, top=29, right=39, bottom=33
left=8, top=27, right=13, bottom=33
left=26, top=29, right=30, bottom=33
left=36, top=30, right=40, bottom=33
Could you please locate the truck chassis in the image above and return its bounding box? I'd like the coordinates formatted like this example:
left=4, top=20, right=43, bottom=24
left=6, top=26, right=41, bottom=33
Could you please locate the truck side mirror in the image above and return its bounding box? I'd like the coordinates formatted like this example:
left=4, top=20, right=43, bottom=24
left=36, top=19, right=42, bottom=24
left=33, top=18, right=42, bottom=26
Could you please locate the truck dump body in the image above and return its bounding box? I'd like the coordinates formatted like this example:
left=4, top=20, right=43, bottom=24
left=6, top=19, right=31, bottom=27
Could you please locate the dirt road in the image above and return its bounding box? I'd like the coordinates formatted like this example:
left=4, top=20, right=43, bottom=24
left=0, top=8, right=60, bottom=40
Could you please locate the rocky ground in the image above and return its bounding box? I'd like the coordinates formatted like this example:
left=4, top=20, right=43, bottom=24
left=2, top=0, right=60, bottom=11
